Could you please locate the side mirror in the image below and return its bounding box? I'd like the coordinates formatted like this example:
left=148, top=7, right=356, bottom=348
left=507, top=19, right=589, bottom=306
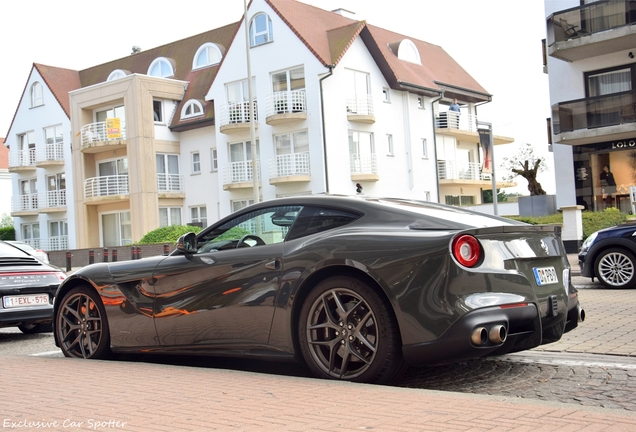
left=176, top=232, right=197, bottom=254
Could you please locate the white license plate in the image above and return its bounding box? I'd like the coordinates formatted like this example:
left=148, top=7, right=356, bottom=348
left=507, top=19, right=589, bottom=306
left=533, top=267, right=558, bottom=286
left=3, top=294, right=50, bottom=308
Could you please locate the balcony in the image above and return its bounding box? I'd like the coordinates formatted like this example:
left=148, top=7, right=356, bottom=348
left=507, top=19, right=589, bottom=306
left=84, top=175, right=129, bottom=203
left=80, top=122, right=127, bottom=153
left=157, top=173, right=184, bottom=197
left=218, top=102, right=258, bottom=134
left=346, top=95, right=375, bottom=123
left=11, top=194, right=39, bottom=216
left=350, top=153, right=378, bottom=181
left=265, top=91, right=307, bottom=125
left=8, top=149, right=36, bottom=172
left=42, top=236, right=69, bottom=252
left=222, top=161, right=261, bottom=190
left=547, top=0, right=636, bottom=61
left=551, top=90, right=636, bottom=145
left=35, top=143, right=65, bottom=167
left=39, top=190, right=67, bottom=213
left=269, top=152, right=310, bottom=185
left=437, top=161, right=515, bottom=188
left=435, top=111, right=514, bottom=145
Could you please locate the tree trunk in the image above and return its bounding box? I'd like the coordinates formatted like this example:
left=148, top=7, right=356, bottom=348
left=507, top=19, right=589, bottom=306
left=512, top=160, right=546, bottom=196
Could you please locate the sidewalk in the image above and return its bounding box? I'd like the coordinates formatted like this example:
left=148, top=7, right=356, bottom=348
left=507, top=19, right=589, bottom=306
left=2, top=355, right=636, bottom=431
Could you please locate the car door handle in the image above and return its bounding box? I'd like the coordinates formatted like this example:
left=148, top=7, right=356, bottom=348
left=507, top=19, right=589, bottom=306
left=265, top=259, right=281, bottom=270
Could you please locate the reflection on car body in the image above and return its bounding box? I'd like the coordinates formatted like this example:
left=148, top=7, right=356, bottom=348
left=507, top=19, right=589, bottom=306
left=53, top=196, right=583, bottom=383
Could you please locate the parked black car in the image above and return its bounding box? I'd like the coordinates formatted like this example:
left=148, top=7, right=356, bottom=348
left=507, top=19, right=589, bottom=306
left=579, top=221, right=636, bottom=288
left=0, top=241, right=66, bottom=333
left=53, top=196, right=583, bottom=383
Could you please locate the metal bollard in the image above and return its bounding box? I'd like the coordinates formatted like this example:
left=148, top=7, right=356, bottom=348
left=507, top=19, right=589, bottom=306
left=163, top=244, right=169, bottom=256
left=112, top=249, right=118, bottom=262
left=131, top=246, right=137, bottom=260
left=136, top=246, right=142, bottom=259
left=89, top=250, right=94, bottom=265
left=103, top=248, right=109, bottom=263
left=66, top=251, right=71, bottom=272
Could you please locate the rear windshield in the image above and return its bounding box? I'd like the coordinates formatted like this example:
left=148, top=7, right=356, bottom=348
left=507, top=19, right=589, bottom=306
left=0, top=242, right=30, bottom=257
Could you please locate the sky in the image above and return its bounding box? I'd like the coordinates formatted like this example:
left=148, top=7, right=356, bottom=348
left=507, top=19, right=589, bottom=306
left=0, top=0, right=554, bottom=194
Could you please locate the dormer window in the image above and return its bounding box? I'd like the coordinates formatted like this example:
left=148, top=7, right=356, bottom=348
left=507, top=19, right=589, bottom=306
left=193, top=43, right=222, bottom=69
left=181, top=100, right=204, bottom=119
left=148, top=58, right=174, bottom=77
left=397, top=39, right=421, bottom=65
left=31, top=82, right=43, bottom=107
left=107, top=70, right=127, bottom=81
left=250, top=13, right=273, bottom=47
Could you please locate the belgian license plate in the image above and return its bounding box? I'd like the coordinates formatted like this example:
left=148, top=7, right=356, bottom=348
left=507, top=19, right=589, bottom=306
left=533, top=267, right=558, bottom=286
left=3, top=294, right=50, bottom=308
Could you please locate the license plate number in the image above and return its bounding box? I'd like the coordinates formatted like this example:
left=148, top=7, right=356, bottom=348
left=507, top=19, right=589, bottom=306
left=3, top=294, right=50, bottom=308
left=533, top=267, right=558, bottom=286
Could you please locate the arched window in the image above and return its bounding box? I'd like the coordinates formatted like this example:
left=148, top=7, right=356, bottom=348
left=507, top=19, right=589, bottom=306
left=107, top=70, right=127, bottom=81
left=181, top=100, right=204, bottom=119
left=193, top=43, right=223, bottom=69
left=250, top=13, right=273, bottom=47
left=397, top=39, right=421, bottom=65
left=148, top=58, right=174, bottom=77
left=31, top=82, right=43, bottom=107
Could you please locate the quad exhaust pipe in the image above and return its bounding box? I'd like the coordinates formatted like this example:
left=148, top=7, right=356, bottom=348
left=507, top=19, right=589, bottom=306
left=578, top=306, right=585, bottom=322
left=471, top=324, right=507, bottom=346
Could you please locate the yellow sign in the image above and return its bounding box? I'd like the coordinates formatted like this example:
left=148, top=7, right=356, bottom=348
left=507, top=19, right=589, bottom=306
left=106, top=118, right=122, bottom=139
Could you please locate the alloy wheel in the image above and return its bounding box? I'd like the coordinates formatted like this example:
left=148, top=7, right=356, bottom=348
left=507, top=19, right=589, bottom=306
left=598, top=250, right=635, bottom=288
left=58, top=291, right=105, bottom=358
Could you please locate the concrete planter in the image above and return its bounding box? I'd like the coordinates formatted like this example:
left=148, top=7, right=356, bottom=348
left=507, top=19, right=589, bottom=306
left=518, top=195, right=557, bottom=217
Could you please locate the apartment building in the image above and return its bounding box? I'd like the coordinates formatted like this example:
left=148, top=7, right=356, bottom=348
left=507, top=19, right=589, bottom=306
left=545, top=0, right=636, bottom=213
left=5, top=0, right=512, bottom=250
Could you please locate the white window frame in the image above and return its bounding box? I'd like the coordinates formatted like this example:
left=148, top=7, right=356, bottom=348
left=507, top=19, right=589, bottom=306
left=153, top=100, right=163, bottom=123
left=422, top=138, right=428, bottom=159
left=31, top=82, right=43, bottom=107
left=387, top=134, right=394, bottom=156
left=250, top=13, right=273, bottom=47
left=210, top=148, right=218, bottom=172
left=181, top=100, right=204, bottom=119
left=397, top=39, right=422, bottom=64
left=190, top=206, right=208, bottom=227
left=148, top=57, right=174, bottom=78
left=417, top=97, right=424, bottom=109
left=107, top=70, right=127, bottom=81
left=382, top=88, right=390, bottom=103
left=232, top=199, right=255, bottom=213
left=159, top=207, right=182, bottom=227
left=100, top=211, right=132, bottom=247
left=191, top=151, right=201, bottom=174
left=192, top=43, right=222, bottom=69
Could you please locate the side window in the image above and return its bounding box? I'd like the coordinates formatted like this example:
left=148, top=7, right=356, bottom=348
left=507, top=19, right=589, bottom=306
left=196, top=206, right=302, bottom=252
left=286, top=207, right=360, bottom=241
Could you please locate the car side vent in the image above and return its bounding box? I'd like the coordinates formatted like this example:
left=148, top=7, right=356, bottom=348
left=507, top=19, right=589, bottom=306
left=548, top=295, right=558, bottom=317
left=0, top=256, right=42, bottom=267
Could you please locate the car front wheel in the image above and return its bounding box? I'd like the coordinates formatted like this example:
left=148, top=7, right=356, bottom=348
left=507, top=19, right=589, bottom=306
left=56, top=286, right=111, bottom=359
left=298, top=276, right=405, bottom=384
left=18, top=322, right=52, bottom=334
left=595, top=248, right=636, bottom=288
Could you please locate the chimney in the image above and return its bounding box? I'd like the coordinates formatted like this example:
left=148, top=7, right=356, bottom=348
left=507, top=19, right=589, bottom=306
left=331, top=8, right=356, bottom=19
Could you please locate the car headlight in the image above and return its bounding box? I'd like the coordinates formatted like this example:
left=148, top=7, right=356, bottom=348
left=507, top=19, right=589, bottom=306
left=580, top=231, right=598, bottom=253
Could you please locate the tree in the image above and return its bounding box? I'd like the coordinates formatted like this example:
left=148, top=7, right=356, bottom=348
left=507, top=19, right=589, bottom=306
left=500, top=143, right=547, bottom=196
left=482, top=189, right=508, bottom=204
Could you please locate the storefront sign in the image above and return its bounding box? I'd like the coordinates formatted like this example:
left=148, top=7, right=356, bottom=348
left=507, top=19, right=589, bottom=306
left=574, top=137, right=636, bottom=154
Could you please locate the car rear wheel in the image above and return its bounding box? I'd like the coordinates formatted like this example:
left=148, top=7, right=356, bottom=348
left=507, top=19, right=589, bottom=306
left=595, top=248, right=636, bottom=288
left=18, top=322, right=52, bottom=334
left=56, top=286, right=111, bottom=359
left=298, top=276, right=405, bottom=383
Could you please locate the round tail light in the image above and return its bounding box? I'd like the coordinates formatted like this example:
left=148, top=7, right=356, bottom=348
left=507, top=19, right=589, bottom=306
left=452, top=234, right=481, bottom=267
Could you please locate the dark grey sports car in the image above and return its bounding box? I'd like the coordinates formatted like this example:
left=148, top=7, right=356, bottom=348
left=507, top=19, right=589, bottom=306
left=53, top=196, right=583, bottom=383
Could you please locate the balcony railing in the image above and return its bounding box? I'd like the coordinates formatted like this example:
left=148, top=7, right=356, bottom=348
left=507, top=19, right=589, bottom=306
left=346, top=95, right=374, bottom=116
left=435, top=111, right=478, bottom=131
left=350, top=153, right=377, bottom=174
left=21, top=238, right=42, bottom=250
left=84, top=175, right=129, bottom=199
left=547, top=0, right=636, bottom=46
left=11, top=194, right=39, bottom=212
left=438, top=161, right=488, bottom=181
left=218, top=101, right=258, bottom=127
left=40, top=190, right=67, bottom=208
left=41, top=236, right=69, bottom=252
left=552, top=90, right=636, bottom=134
left=157, top=173, right=184, bottom=192
left=223, top=161, right=260, bottom=185
left=36, top=143, right=64, bottom=163
left=265, top=90, right=307, bottom=117
left=269, top=152, right=310, bottom=178
left=81, top=121, right=127, bottom=147
left=9, top=149, right=36, bottom=168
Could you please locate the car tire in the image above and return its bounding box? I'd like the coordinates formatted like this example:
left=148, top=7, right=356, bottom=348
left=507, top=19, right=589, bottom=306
left=298, top=276, right=406, bottom=383
left=18, top=322, right=52, bottom=334
left=56, top=286, right=111, bottom=359
left=594, top=248, right=636, bottom=289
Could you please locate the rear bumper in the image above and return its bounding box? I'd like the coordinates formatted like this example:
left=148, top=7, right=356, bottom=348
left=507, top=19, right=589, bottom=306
left=402, top=303, right=541, bottom=366
left=0, top=305, right=53, bottom=327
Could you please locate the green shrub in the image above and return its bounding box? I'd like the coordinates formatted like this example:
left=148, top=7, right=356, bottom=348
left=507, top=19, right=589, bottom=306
left=505, top=208, right=629, bottom=240
left=138, top=225, right=202, bottom=245
left=0, top=226, right=16, bottom=240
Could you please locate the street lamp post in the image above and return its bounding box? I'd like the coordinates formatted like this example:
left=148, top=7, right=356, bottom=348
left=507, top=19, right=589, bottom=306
left=244, top=0, right=259, bottom=204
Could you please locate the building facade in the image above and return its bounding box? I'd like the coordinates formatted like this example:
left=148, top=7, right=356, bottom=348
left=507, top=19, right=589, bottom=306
left=545, top=0, right=636, bottom=213
left=5, top=0, right=512, bottom=250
